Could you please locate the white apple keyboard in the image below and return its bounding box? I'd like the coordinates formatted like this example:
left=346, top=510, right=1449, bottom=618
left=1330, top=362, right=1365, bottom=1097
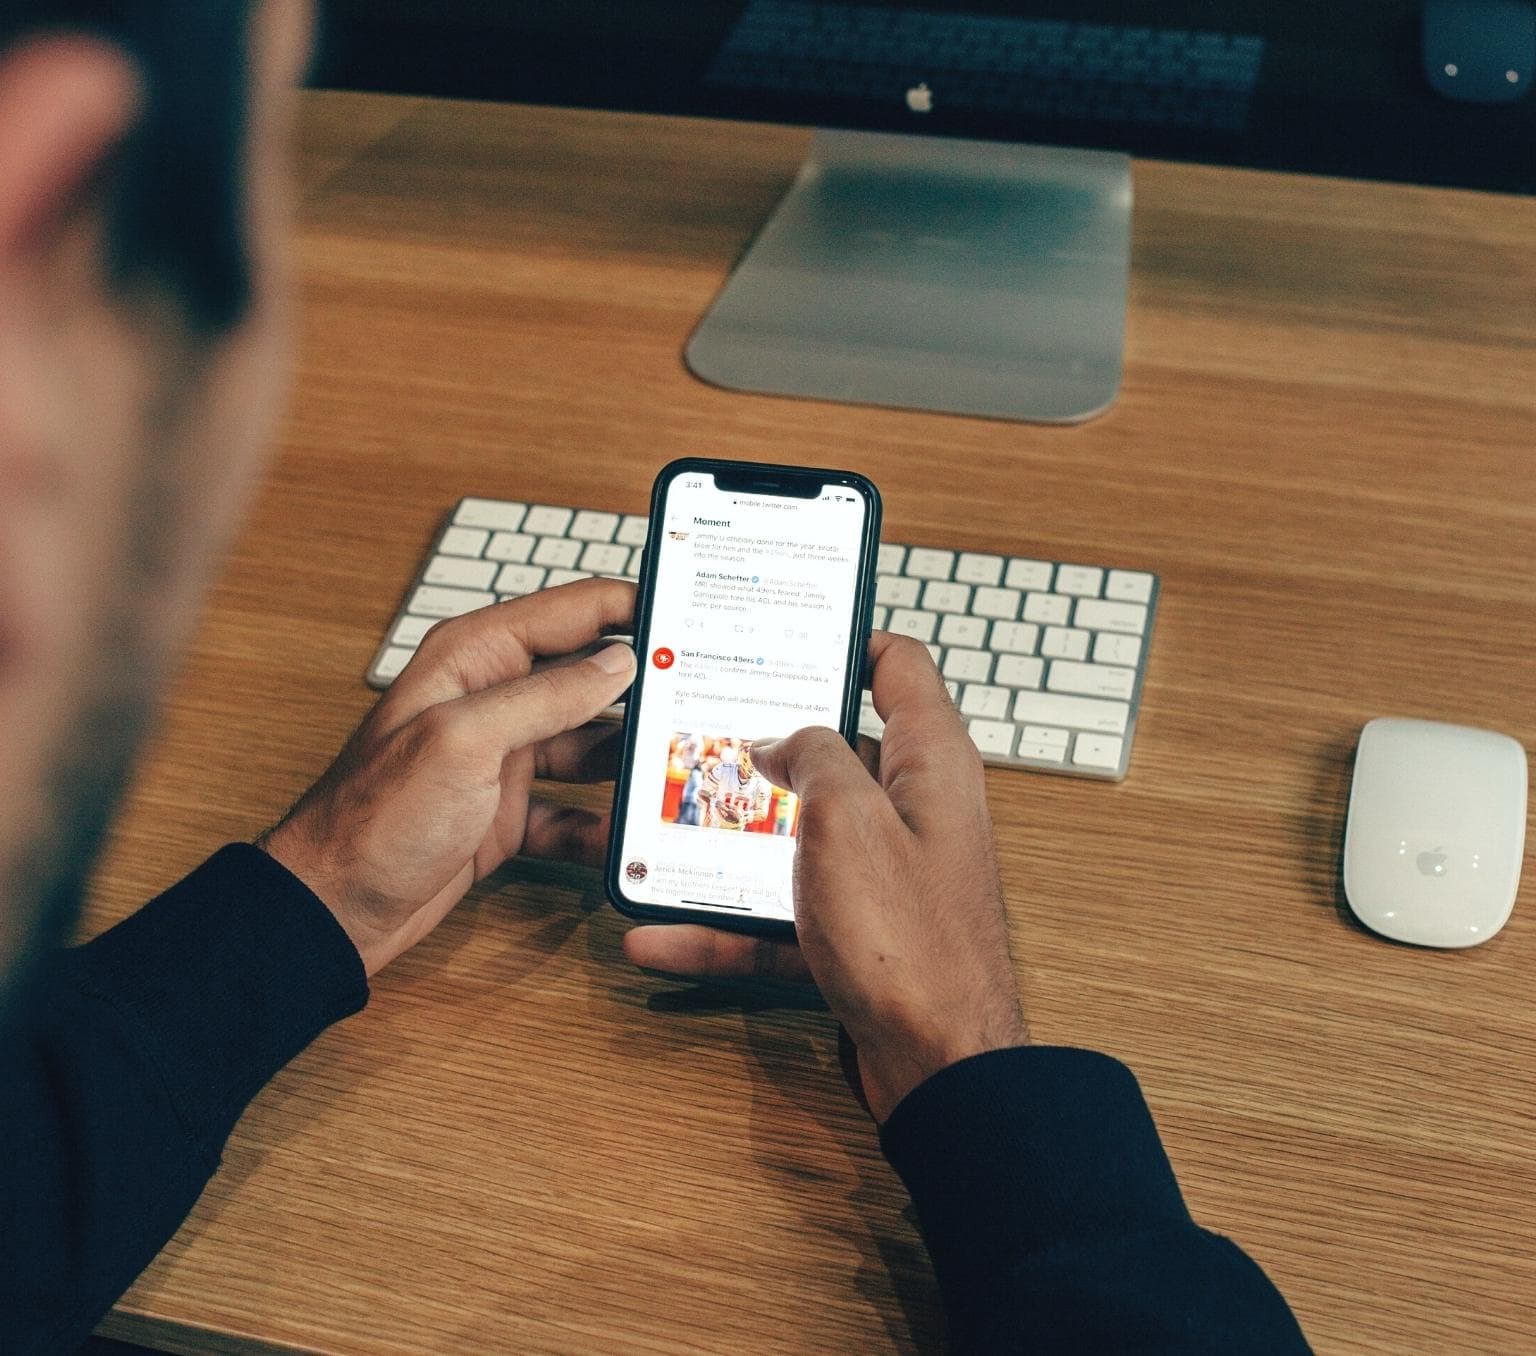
left=368, top=498, right=1160, bottom=780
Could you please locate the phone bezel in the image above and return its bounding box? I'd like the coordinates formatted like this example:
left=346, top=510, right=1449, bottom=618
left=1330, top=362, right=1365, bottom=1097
left=604, top=456, right=883, bottom=937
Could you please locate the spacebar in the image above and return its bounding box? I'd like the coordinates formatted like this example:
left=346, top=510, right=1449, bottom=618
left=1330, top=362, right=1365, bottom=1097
left=1011, top=691, right=1129, bottom=735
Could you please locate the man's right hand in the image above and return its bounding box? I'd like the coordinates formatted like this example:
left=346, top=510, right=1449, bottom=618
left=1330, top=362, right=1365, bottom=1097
left=623, top=633, right=1028, bottom=1123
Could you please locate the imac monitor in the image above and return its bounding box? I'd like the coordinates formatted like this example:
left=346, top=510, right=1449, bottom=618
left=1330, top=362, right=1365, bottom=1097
left=315, top=2, right=1536, bottom=423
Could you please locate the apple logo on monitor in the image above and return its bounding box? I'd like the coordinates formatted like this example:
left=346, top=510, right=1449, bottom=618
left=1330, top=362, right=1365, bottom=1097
left=906, top=82, right=934, bottom=113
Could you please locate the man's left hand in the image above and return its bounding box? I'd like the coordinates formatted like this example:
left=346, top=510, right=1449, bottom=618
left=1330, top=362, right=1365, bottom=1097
left=260, top=580, right=635, bottom=976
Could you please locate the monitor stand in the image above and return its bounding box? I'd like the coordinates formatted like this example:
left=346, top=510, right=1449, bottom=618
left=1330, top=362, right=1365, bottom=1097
left=686, top=130, right=1132, bottom=425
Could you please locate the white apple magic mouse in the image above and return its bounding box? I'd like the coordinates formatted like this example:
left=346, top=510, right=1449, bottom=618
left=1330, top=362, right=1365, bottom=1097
left=1343, top=718, right=1528, bottom=948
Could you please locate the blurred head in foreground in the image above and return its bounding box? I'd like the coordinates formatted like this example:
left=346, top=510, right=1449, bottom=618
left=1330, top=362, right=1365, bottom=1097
left=0, top=1, right=313, bottom=1003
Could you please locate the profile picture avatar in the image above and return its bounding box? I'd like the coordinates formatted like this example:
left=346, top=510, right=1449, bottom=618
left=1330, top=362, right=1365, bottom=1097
left=660, top=732, right=799, bottom=836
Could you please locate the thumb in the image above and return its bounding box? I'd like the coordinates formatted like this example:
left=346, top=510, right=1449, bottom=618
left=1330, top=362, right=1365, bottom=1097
left=449, top=642, right=636, bottom=759
left=750, top=727, right=875, bottom=804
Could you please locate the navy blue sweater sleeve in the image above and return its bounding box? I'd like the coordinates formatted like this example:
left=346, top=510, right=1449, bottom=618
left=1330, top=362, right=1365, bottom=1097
left=880, top=1046, right=1311, bottom=1353
left=0, top=845, right=368, bottom=1354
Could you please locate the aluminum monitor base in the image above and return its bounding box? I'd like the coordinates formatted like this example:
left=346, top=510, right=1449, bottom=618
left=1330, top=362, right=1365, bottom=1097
left=686, top=130, right=1132, bottom=424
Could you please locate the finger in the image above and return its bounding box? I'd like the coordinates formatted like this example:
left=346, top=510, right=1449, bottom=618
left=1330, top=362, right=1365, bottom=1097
left=866, top=630, right=960, bottom=728
left=488, top=578, right=636, bottom=660
left=392, top=579, right=637, bottom=708
left=748, top=726, right=879, bottom=805
left=432, top=642, right=636, bottom=767
left=860, top=633, right=983, bottom=829
left=521, top=802, right=609, bottom=868
left=534, top=720, right=625, bottom=783
left=622, top=925, right=813, bottom=982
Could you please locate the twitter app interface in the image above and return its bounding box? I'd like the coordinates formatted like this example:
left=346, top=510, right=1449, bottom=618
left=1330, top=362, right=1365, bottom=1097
left=616, top=474, right=868, bottom=920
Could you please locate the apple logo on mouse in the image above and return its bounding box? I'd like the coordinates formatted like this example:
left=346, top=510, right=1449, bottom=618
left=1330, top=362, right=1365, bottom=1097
left=906, top=82, right=934, bottom=113
left=1416, top=846, right=1449, bottom=877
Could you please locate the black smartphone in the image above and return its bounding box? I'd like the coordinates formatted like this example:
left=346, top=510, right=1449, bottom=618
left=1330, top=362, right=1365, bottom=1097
left=606, top=457, right=883, bottom=936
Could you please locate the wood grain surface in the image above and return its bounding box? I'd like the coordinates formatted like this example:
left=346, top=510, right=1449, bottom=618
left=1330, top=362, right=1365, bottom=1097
left=87, top=90, right=1536, bottom=1355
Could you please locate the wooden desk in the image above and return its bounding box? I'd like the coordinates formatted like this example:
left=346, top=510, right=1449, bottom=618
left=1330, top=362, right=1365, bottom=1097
left=89, top=91, right=1536, bottom=1354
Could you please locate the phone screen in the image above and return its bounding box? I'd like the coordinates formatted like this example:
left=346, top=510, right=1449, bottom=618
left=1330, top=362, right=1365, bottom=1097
left=610, top=464, right=877, bottom=926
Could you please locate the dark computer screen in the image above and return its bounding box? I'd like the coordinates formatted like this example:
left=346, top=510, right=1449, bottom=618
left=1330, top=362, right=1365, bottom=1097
left=316, top=1, right=1535, bottom=194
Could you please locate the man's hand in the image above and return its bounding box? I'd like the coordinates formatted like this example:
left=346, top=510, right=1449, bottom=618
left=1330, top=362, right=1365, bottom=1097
left=261, top=580, right=636, bottom=977
left=623, top=632, right=1027, bottom=1123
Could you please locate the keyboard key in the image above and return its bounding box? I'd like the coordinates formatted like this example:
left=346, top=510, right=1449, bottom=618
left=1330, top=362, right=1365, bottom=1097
left=994, top=655, right=1044, bottom=689
left=972, top=586, right=1021, bottom=620
left=1005, top=559, right=1053, bottom=591
left=906, top=548, right=954, bottom=580
left=494, top=563, right=547, bottom=595
left=945, top=681, right=960, bottom=703
left=1055, top=565, right=1104, bottom=597
left=871, top=605, right=889, bottom=629
left=391, top=615, right=437, bottom=647
left=1021, top=724, right=1070, bottom=748
left=876, top=575, right=921, bottom=608
left=455, top=499, right=526, bottom=532
left=409, top=584, right=495, bottom=618
left=486, top=532, right=535, bottom=563
left=439, top=526, right=490, bottom=557
left=1047, top=659, right=1136, bottom=700
left=547, top=569, right=591, bottom=587
left=955, top=552, right=1004, bottom=586
left=570, top=511, right=619, bottom=542
left=1074, top=598, right=1148, bottom=634
left=625, top=547, right=644, bottom=578
left=1041, top=626, right=1090, bottom=661
left=968, top=719, right=1016, bottom=757
left=938, top=615, right=988, bottom=648
left=1073, top=733, right=1125, bottom=770
left=1106, top=569, right=1154, bottom=603
left=524, top=505, right=574, bottom=536
left=877, top=543, right=907, bottom=573
left=1093, top=632, right=1142, bottom=667
left=580, top=542, right=631, bottom=574
left=374, top=646, right=414, bottom=681
left=616, top=515, right=650, bottom=547
left=926, top=643, right=942, bottom=666
left=922, top=581, right=971, bottom=614
left=889, top=609, right=937, bottom=642
left=532, top=537, right=582, bottom=569
left=424, top=555, right=497, bottom=591
left=1012, top=690, right=1129, bottom=735
left=943, top=649, right=993, bottom=683
left=1016, top=737, right=1067, bottom=763
left=989, top=621, right=1039, bottom=655
left=960, top=684, right=1011, bottom=720
left=1023, top=593, right=1071, bottom=626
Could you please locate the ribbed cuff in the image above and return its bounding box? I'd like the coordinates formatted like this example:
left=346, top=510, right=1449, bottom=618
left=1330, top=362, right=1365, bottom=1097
left=58, top=844, right=369, bottom=1150
left=880, top=1047, right=1190, bottom=1323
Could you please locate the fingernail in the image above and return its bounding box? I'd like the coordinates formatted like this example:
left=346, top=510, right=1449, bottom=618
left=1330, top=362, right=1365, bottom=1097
left=591, top=642, right=635, bottom=675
